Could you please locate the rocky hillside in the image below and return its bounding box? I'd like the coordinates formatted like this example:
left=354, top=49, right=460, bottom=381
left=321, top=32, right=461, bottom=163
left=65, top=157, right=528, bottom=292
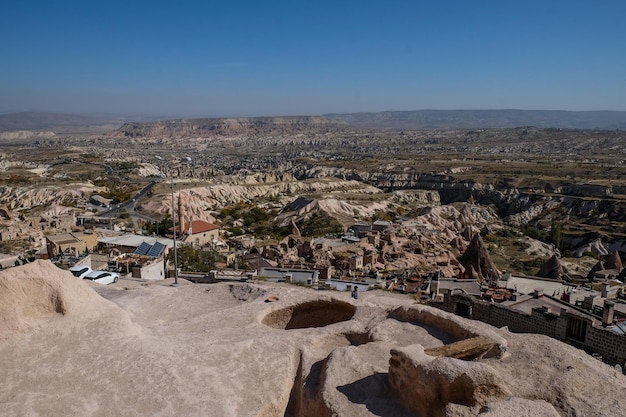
left=0, top=131, right=57, bottom=140
left=295, top=166, right=626, bottom=254
left=325, top=109, right=626, bottom=130
left=142, top=176, right=384, bottom=224
left=2, top=262, right=625, bottom=417
left=114, top=116, right=347, bottom=138
left=0, top=184, right=98, bottom=211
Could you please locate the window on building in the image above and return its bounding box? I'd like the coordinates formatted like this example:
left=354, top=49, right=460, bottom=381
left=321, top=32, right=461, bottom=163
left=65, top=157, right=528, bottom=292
left=456, top=303, right=471, bottom=318
left=566, top=317, right=587, bottom=342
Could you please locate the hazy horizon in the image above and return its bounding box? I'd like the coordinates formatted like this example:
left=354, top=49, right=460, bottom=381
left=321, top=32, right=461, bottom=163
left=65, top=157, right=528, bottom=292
left=3, top=108, right=626, bottom=122
left=2, top=1, right=625, bottom=115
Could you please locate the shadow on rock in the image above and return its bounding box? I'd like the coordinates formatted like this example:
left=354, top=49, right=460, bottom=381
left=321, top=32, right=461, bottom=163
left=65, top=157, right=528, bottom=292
left=337, top=373, right=414, bottom=417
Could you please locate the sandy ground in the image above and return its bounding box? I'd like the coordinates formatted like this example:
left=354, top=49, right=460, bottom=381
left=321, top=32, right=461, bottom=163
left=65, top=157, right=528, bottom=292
left=1, top=261, right=626, bottom=417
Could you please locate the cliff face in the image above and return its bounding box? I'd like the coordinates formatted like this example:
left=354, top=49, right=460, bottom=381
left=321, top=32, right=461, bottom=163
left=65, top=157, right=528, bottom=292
left=292, top=165, right=626, bottom=253
left=0, top=130, right=56, bottom=140
left=301, top=166, right=626, bottom=225
left=114, top=116, right=347, bottom=138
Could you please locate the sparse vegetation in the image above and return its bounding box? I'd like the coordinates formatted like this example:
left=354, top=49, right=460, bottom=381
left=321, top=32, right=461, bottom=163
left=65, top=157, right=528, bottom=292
left=0, top=239, right=31, bottom=254
left=510, top=257, right=544, bottom=276
left=143, top=217, right=174, bottom=237
left=217, top=203, right=288, bottom=239
left=520, top=224, right=549, bottom=243
left=170, top=245, right=219, bottom=272
left=1, top=119, right=626, bottom=280
left=298, top=212, right=344, bottom=237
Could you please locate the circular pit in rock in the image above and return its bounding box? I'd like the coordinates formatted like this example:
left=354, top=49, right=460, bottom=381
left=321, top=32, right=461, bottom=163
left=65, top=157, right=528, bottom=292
left=263, top=300, right=356, bottom=330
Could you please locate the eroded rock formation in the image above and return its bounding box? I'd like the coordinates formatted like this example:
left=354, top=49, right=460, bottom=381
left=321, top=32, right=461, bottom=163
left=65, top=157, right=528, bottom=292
left=460, top=234, right=501, bottom=285
left=115, top=116, right=347, bottom=138
left=536, top=254, right=566, bottom=280
left=1, top=262, right=625, bottom=416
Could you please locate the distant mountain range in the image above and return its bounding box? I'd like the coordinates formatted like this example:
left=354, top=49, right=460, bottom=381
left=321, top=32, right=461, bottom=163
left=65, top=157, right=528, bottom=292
left=114, top=116, right=345, bottom=138
left=1, top=110, right=625, bottom=132
left=324, top=110, right=626, bottom=130
left=0, top=112, right=162, bottom=132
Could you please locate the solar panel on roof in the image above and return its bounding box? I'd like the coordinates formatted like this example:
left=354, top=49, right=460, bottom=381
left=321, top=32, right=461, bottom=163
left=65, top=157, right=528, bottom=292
left=147, top=241, right=165, bottom=257
left=134, top=242, right=151, bottom=255
left=613, top=321, right=626, bottom=335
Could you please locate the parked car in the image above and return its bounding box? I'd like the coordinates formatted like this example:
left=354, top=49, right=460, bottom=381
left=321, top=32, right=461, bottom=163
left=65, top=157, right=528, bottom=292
left=83, top=270, right=119, bottom=285
left=69, top=265, right=93, bottom=279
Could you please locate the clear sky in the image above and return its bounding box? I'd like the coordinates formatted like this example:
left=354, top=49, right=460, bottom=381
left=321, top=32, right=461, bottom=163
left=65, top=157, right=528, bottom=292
left=1, top=0, right=625, bottom=116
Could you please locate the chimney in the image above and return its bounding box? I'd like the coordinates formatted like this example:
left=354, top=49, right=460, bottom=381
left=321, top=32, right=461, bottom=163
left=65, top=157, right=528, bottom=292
left=433, top=277, right=440, bottom=297
left=602, top=300, right=615, bottom=327
left=534, top=288, right=544, bottom=298
left=601, top=282, right=609, bottom=298
left=583, top=295, right=597, bottom=311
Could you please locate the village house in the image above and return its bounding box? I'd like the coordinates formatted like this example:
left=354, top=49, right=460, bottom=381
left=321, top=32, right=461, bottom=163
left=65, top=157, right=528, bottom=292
left=372, top=220, right=392, bottom=233
left=115, top=241, right=167, bottom=280
left=97, top=234, right=174, bottom=257
left=241, top=252, right=274, bottom=270
left=258, top=267, right=319, bottom=286
left=437, top=288, right=626, bottom=368
left=352, top=223, right=372, bottom=237
left=181, top=220, right=221, bottom=248
left=45, top=232, right=98, bottom=258
left=348, top=254, right=364, bottom=271
left=363, top=250, right=379, bottom=268
left=37, top=209, right=81, bottom=233
left=435, top=248, right=626, bottom=370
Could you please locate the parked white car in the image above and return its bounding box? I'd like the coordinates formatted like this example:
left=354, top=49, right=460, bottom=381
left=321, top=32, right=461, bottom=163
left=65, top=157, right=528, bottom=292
left=69, top=265, right=93, bottom=279
left=83, top=270, right=119, bottom=285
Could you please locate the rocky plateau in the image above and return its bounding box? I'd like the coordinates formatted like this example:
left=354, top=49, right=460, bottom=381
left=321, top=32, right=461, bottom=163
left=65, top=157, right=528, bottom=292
left=2, top=261, right=625, bottom=417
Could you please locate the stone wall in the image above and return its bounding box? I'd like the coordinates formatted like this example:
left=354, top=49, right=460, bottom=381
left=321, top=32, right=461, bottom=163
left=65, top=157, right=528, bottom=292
left=438, top=292, right=626, bottom=367
left=585, top=325, right=626, bottom=365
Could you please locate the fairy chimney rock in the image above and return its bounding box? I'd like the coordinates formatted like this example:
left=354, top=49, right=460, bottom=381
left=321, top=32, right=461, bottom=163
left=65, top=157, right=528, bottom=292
left=460, top=234, right=501, bottom=285
left=289, top=218, right=301, bottom=237
left=537, top=254, right=565, bottom=281
left=604, top=251, right=623, bottom=271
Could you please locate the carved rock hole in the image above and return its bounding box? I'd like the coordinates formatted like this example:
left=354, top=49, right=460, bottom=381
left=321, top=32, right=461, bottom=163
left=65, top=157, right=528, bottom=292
left=263, top=300, right=356, bottom=330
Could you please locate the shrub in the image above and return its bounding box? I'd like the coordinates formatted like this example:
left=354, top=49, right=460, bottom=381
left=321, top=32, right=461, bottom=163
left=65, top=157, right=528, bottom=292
left=298, top=212, right=343, bottom=237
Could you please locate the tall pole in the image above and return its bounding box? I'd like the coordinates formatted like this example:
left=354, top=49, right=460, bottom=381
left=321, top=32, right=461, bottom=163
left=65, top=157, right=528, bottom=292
left=170, top=166, right=178, bottom=285
left=156, top=154, right=187, bottom=286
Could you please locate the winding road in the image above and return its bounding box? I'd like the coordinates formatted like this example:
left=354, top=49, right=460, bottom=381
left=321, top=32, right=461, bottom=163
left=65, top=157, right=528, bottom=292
left=98, top=178, right=161, bottom=222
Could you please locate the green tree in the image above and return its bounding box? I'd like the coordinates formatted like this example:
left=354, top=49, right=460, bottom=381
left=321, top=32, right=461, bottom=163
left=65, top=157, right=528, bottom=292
left=298, top=212, right=343, bottom=237
left=521, top=224, right=549, bottom=243
left=170, top=245, right=219, bottom=272
left=144, top=217, right=174, bottom=237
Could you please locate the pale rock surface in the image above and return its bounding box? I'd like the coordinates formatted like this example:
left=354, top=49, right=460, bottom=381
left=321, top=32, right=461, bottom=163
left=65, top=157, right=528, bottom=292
left=505, top=203, right=545, bottom=227
left=0, top=183, right=100, bottom=210
left=522, top=236, right=558, bottom=258
left=0, top=130, right=56, bottom=140
left=1, top=261, right=626, bottom=417
left=279, top=197, right=390, bottom=226
left=143, top=178, right=382, bottom=223
left=475, top=397, right=560, bottom=417
left=574, top=238, right=609, bottom=257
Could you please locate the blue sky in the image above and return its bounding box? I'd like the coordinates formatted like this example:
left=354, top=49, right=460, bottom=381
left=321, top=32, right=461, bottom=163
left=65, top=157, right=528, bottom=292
left=1, top=1, right=625, bottom=116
